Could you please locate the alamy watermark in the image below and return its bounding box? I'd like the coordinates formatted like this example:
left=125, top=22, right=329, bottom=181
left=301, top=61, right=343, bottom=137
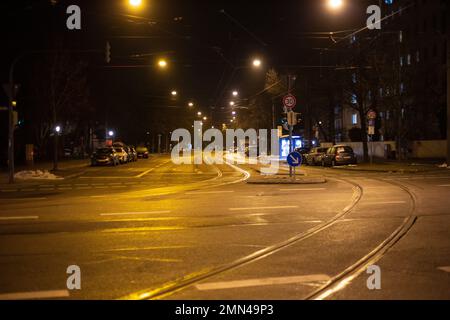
left=171, top=122, right=280, bottom=175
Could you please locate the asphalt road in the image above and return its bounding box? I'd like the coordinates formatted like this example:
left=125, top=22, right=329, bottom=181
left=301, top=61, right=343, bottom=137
left=0, top=155, right=449, bottom=300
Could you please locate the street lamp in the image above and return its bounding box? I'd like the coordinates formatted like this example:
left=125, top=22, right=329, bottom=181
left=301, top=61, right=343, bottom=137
left=252, top=58, right=262, bottom=68
left=158, top=59, right=167, bottom=69
left=171, top=90, right=177, bottom=96
left=203, top=116, right=207, bottom=121
left=232, top=90, right=239, bottom=97
left=197, top=111, right=202, bottom=116
left=327, top=0, right=344, bottom=10
left=232, top=111, right=236, bottom=115
left=55, top=125, right=61, bottom=134
left=229, top=101, right=235, bottom=106
left=188, top=102, right=194, bottom=107
left=129, top=0, right=142, bottom=8
left=108, top=130, right=115, bottom=137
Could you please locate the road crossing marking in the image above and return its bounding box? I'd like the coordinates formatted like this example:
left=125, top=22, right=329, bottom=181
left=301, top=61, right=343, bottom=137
left=195, top=275, right=331, bottom=291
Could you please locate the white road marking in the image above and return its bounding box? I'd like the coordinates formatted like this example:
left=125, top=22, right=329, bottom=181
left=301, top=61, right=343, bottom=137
left=229, top=206, right=299, bottom=211
left=0, top=216, right=39, bottom=221
left=437, top=266, right=450, bottom=273
left=0, top=290, right=69, bottom=300
left=279, top=188, right=326, bottom=191
left=100, top=210, right=171, bottom=216
left=362, top=201, right=406, bottom=205
left=185, top=190, right=234, bottom=195
left=195, top=275, right=331, bottom=291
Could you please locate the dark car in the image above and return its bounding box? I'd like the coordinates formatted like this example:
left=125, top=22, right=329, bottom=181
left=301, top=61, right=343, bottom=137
left=305, top=147, right=329, bottom=166
left=122, top=146, right=135, bottom=162
left=91, top=147, right=119, bottom=166
left=321, top=145, right=357, bottom=167
left=294, top=147, right=311, bottom=164
left=136, top=146, right=149, bottom=159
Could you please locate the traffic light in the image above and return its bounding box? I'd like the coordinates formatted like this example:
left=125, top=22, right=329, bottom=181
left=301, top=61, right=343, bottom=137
left=105, top=41, right=111, bottom=64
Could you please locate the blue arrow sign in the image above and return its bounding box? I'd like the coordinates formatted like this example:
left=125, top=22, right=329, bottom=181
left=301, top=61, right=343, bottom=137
left=287, top=151, right=302, bottom=167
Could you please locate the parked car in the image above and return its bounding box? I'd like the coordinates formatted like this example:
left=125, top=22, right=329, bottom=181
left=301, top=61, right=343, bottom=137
left=305, top=147, right=329, bottom=166
left=136, top=146, right=149, bottom=158
left=91, top=147, right=119, bottom=166
left=294, top=147, right=311, bottom=164
left=126, top=146, right=138, bottom=162
left=114, top=147, right=129, bottom=164
left=130, top=147, right=138, bottom=161
left=321, top=145, right=357, bottom=167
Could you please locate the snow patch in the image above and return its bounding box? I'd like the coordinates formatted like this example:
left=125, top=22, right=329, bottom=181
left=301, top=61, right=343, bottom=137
left=14, top=170, right=63, bottom=180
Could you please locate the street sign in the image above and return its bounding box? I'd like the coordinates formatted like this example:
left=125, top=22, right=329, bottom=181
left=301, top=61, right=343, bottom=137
left=283, top=94, right=297, bottom=109
left=367, top=110, right=377, bottom=120
left=287, top=151, right=302, bottom=167
left=287, top=111, right=297, bottom=126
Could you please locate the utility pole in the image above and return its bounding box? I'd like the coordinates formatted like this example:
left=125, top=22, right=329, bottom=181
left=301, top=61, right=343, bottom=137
left=447, top=27, right=450, bottom=164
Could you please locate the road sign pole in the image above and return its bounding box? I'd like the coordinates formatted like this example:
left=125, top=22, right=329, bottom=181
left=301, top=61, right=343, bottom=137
left=289, top=124, right=293, bottom=178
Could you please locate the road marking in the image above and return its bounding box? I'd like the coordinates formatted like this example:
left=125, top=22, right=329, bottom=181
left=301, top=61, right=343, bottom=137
left=100, top=210, right=171, bottom=216
left=0, top=290, right=69, bottom=300
left=195, top=275, right=331, bottom=291
left=437, top=185, right=450, bottom=187
left=0, top=197, right=47, bottom=201
left=362, top=201, right=406, bottom=205
left=90, top=195, right=107, bottom=198
left=437, top=266, right=450, bottom=273
left=185, top=190, right=234, bottom=195
left=279, top=188, right=326, bottom=191
left=0, top=216, right=39, bottom=221
left=229, top=206, right=298, bottom=211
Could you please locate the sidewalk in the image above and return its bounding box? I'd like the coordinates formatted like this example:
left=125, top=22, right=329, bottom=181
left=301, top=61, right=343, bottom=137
left=0, top=159, right=90, bottom=185
left=330, top=160, right=448, bottom=173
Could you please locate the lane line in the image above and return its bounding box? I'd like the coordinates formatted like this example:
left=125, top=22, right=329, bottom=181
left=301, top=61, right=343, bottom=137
left=279, top=188, right=326, bottom=191
left=0, top=216, right=39, bottom=221
left=229, top=206, right=298, bottom=211
left=185, top=190, right=234, bottom=195
left=195, top=275, right=331, bottom=291
left=0, top=290, right=69, bottom=300
left=361, top=201, right=406, bottom=205
left=437, top=266, right=450, bottom=273
left=100, top=210, right=171, bottom=216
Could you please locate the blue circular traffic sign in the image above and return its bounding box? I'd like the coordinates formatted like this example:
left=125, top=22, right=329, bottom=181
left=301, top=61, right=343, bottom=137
left=287, top=151, right=302, bottom=167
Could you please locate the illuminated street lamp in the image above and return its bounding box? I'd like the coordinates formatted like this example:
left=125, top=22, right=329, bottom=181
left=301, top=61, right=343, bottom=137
left=232, top=90, right=238, bottom=97
left=229, top=101, right=235, bottom=106
left=203, top=116, right=207, bottom=121
left=158, top=59, right=167, bottom=69
left=129, top=0, right=142, bottom=8
left=232, top=111, right=236, bottom=115
left=171, top=90, right=177, bottom=96
left=327, top=0, right=344, bottom=10
left=108, top=130, right=115, bottom=137
left=188, top=102, right=194, bottom=107
left=252, top=58, right=262, bottom=68
left=197, top=111, right=202, bottom=116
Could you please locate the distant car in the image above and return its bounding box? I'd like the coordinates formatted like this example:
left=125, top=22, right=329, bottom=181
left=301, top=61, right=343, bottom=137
left=305, top=147, right=329, bottom=166
left=124, top=146, right=137, bottom=162
left=294, top=147, right=311, bottom=164
left=129, top=147, right=138, bottom=162
left=91, top=147, right=119, bottom=166
left=136, top=146, right=149, bottom=159
left=321, top=145, right=357, bottom=167
left=114, top=147, right=129, bottom=164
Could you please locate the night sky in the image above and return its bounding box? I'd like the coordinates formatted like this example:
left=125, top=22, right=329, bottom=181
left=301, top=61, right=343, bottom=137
left=1, top=0, right=375, bottom=145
